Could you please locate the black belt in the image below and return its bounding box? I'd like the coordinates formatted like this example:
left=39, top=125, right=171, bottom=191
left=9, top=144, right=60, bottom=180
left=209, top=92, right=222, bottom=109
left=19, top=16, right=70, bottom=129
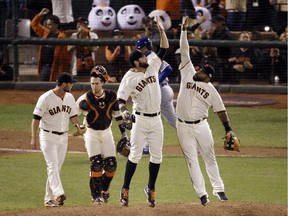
left=43, top=129, right=67, bottom=135
left=177, top=118, right=206, bottom=124
left=161, top=83, right=168, bottom=87
left=135, top=111, right=161, bottom=117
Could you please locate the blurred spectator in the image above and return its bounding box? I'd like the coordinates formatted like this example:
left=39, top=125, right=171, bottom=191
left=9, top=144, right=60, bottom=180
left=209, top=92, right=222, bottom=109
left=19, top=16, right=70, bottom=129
left=67, top=17, right=98, bottom=76
left=0, top=51, right=13, bottom=81
left=274, top=0, right=288, bottom=35
left=31, top=8, right=72, bottom=81
left=246, top=0, right=277, bottom=32
left=204, top=15, right=233, bottom=83
left=225, top=0, right=247, bottom=31
left=192, top=0, right=208, bottom=7
left=260, top=28, right=287, bottom=84
left=200, top=46, right=221, bottom=81
left=104, top=29, right=131, bottom=82
left=156, top=0, right=181, bottom=28
left=227, top=31, right=261, bottom=84
left=207, top=0, right=226, bottom=17
left=51, top=0, right=76, bottom=30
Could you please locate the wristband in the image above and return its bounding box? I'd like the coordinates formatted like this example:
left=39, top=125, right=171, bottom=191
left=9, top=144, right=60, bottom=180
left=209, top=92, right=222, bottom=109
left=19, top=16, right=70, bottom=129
left=223, top=121, right=232, bottom=132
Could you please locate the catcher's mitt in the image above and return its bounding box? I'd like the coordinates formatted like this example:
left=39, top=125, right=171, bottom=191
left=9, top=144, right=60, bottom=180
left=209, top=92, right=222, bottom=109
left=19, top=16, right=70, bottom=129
left=116, top=137, right=131, bottom=157
left=223, top=133, right=240, bottom=152
left=73, top=124, right=86, bottom=136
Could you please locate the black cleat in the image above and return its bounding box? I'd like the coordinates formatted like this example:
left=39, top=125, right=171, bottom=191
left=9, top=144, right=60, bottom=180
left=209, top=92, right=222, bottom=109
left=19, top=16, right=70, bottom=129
left=200, top=195, right=210, bottom=206
left=101, top=190, right=110, bottom=203
left=55, top=194, right=66, bottom=206
left=144, top=186, right=156, bottom=207
left=213, top=191, right=228, bottom=201
left=120, top=188, right=129, bottom=207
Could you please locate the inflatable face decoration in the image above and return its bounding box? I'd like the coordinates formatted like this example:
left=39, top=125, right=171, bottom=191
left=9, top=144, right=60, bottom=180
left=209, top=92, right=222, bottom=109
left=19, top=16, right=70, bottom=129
left=88, top=5, right=116, bottom=31
left=195, top=6, right=212, bottom=31
left=148, top=10, right=171, bottom=31
left=117, top=4, right=145, bottom=30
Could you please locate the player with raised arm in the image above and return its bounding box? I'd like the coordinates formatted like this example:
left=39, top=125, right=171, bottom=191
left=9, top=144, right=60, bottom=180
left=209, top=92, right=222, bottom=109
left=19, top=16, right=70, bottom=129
left=176, top=16, right=237, bottom=206
left=117, top=17, right=169, bottom=208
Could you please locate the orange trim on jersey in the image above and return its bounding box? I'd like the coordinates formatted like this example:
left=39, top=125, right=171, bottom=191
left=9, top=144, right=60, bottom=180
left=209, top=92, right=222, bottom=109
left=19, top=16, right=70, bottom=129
left=86, top=98, right=99, bottom=124
left=179, top=60, right=191, bottom=71
left=90, top=171, right=102, bottom=177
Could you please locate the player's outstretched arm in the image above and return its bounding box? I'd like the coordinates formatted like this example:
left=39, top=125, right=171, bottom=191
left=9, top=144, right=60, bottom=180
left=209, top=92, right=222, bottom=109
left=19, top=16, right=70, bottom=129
left=180, top=16, right=191, bottom=66
left=156, top=16, right=169, bottom=49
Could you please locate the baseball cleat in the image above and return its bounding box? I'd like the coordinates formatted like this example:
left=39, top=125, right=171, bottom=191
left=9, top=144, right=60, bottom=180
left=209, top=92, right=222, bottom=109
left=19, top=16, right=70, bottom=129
left=213, top=191, right=228, bottom=201
left=144, top=186, right=156, bottom=207
left=92, top=197, right=102, bottom=205
left=101, top=190, right=110, bottom=203
left=55, top=194, right=66, bottom=206
left=45, top=200, right=60, bottom=207
left=120, top=188, right=129, bottom=207
left=200, top=195, right=210, bottom=206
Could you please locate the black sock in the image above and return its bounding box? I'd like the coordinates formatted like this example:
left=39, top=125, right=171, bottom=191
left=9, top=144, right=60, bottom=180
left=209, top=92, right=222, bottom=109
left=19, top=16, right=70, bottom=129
left=148, top=162, right=160, bottom=190
left=122, top=160, right=137, bottom=189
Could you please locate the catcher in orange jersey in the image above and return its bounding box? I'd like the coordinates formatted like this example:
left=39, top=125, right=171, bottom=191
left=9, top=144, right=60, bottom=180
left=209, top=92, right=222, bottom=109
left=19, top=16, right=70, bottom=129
left=76, top=65, right=128, bottom=205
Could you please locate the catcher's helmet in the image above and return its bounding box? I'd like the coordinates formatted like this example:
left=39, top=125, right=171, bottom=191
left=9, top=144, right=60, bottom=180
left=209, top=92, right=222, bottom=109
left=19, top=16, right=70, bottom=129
left=90, top=65, right=109, bottom=82
left=136, top=37, right=152, bottom=49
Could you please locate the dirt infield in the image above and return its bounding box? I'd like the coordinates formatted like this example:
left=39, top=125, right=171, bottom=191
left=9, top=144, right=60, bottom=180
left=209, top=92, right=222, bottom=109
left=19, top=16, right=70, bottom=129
left=0, top=90, right=287, bottom=216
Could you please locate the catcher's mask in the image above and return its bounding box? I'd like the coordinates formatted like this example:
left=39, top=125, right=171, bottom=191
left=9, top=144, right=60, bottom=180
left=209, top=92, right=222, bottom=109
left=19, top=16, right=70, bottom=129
left=90, top=65, right=109, bottom=83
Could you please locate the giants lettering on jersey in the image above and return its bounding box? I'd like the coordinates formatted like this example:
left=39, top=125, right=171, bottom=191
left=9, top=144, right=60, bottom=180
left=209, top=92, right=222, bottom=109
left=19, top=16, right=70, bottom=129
left=136, top=76, right=157, bottom=92
left=48, top=105, right=72, bottom=115
left=186, top=82, right=209, bottom=99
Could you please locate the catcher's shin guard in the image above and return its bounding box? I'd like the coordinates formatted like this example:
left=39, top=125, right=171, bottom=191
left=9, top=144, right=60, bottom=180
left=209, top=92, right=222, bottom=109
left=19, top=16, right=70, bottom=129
left=90, top=177, right=102, bottom=199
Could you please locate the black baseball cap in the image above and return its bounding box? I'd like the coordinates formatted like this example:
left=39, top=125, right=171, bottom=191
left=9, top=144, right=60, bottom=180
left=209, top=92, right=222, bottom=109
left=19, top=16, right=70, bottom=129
left=200, top=65, right=215, bottom=78
left=57, top=72, right=77, bottom=84
left=128, top=49, right=143, bottom=67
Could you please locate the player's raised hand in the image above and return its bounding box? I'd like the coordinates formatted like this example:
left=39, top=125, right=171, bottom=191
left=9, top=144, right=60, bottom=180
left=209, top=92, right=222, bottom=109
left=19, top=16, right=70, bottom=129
left=155, top=16, right=164, bottom=31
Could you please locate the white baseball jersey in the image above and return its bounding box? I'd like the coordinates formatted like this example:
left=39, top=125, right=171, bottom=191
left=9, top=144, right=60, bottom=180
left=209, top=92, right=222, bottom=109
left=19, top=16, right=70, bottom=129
left=117, top=56, right=162, bottom=114
left=176, top=35, right=225, bottom=121
left=33, top=90, right=78, bottom=132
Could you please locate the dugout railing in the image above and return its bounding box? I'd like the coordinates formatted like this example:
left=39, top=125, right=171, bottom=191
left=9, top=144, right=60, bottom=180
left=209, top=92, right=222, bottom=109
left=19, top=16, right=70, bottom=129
left=0, top=36, right=286, bottom=83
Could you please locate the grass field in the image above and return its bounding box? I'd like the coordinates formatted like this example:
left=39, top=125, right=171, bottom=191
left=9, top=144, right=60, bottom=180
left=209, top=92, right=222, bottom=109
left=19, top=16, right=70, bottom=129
left=0, top=104, right=287, bottom=212
left=0, top=153, right=286, bottom=212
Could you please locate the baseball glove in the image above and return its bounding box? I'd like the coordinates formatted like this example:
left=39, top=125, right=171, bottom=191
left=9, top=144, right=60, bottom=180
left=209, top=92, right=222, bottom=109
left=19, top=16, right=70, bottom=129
left=73, top=124, right=86, bottom=136
left=223, top=133, right=240, bottom=152
left=116, top=137, right=131, bottom=157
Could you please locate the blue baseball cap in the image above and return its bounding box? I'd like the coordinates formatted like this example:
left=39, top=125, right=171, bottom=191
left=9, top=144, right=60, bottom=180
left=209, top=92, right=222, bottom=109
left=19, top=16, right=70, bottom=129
left=136, top=37, right=152, bottom=49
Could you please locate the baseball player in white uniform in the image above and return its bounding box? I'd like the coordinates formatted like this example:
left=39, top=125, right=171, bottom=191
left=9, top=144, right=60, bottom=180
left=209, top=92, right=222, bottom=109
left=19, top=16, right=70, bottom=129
left=117, top=17, right=169, bottom=208
left=176, top=16, right=236, bottom=206
left=136, top=37, right=177, bottom=154
left=31, top=72, right=84, bottom=207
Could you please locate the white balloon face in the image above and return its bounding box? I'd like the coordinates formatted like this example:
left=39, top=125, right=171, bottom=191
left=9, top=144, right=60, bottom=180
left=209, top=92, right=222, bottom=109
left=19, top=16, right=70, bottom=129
left=148, top=10, right=171, bottom=31
left=117, top=4, right=145, bottom=30
left=195, top=6, right=212, bottom=31
left=88, top=6, right=116, bottom=31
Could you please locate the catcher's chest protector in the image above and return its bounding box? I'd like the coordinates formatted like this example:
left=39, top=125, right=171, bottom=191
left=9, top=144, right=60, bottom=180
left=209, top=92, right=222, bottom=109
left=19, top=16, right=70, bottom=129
left=85, top=90, right=117, bottom=130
